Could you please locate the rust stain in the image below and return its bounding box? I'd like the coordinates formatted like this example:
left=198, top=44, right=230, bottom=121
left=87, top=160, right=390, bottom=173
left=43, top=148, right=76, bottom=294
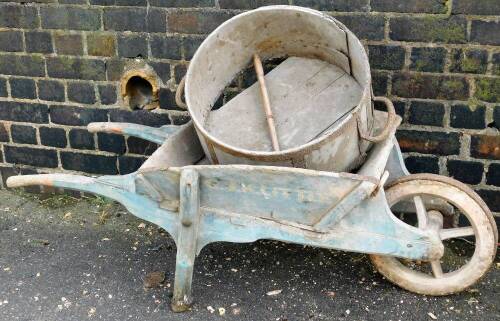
left=398, top=138, right=439, bottom=153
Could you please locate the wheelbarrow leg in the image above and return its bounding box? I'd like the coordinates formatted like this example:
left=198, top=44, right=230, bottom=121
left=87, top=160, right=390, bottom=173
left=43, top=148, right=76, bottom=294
left=171, top=169, right=200, bottom=312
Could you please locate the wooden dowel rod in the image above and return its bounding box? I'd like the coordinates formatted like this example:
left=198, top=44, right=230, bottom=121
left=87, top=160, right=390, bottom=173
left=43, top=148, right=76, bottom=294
left=253, top=53, right=280, bottom=151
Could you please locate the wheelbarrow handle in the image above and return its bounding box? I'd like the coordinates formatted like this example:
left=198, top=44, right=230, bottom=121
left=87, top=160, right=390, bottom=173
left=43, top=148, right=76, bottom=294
left=358, top=96, right=398, bottom=143
left=175, top=76, right=188, bottom=110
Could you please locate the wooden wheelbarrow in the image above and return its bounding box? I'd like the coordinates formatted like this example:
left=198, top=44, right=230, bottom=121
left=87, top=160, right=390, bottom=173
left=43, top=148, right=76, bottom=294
left=7, top=110, right=498, bottom=312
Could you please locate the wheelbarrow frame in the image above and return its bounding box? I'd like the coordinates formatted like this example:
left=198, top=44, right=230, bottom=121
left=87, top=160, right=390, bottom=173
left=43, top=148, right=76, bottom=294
left=7, top=111, right=445, bottom=311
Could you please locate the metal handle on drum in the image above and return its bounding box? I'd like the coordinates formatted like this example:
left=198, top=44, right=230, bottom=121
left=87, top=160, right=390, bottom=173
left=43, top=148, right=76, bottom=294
left=175, top=76, right=188, bottom=110
left=358, top=96, right=397, bottom=143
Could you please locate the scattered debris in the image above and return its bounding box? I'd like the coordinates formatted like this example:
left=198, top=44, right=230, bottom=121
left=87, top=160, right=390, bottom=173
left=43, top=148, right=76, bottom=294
left=266, top=289, right=282, bottom=296
left=88, top=307, right=96, bottom=317
left=207, top=306, right=215, bottom=313
left=325, top=291, right=336, bottom=298
left=143, top=271, right=166, bottom=288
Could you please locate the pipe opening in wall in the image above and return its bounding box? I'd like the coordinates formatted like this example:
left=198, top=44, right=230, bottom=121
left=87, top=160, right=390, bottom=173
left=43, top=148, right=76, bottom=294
left=120, top=67, right=160, bottom=110
left=126, top=76, right=153, bottom=110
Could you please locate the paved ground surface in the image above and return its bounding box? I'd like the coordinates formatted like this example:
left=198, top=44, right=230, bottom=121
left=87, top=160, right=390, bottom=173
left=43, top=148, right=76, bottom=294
left=0, top=189, right=498, bottom=321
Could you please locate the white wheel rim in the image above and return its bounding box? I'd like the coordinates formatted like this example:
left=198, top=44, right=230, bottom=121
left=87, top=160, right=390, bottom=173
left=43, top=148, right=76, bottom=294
left=372, top=179, right=496, bottom=295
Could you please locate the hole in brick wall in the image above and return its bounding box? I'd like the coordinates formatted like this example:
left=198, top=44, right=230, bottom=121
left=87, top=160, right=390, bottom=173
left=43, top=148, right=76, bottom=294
left=126, top=76, right=153, bottom=110
left=120, top=67, right=160, bottom=111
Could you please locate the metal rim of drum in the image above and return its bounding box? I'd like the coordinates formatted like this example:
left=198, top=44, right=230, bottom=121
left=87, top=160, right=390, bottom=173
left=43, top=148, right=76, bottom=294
left=185, top=5, right=374, bottom=162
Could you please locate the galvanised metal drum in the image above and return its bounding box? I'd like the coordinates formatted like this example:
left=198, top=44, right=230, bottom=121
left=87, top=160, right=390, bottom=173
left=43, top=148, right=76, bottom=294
left=185, top=5, right=392, bottom=172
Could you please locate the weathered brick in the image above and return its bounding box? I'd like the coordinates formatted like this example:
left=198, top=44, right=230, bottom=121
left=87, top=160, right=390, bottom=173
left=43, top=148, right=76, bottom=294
left=38, top=80, right=65, bottom=102
left=405, top=156, right=439, bottom=174
left=104, top=8, right=147, bottom=32
left=159, top=88, right=181, bottom=110
left=390, top=16, right=467, bottom=44
left=0, top=54, right=45, bottom=77
left=474, top=78, right=500, bottom=103
left=494, top=106, right=500, bottom=129
left=41, top=7, right=101, bottom=31
left=174, top=64, right=187, bottom=83
left=47, top=57, right=105, bottom=80
left=486, top=163, right=500, bottom=187
left=166, top=10, right=234, bottom=34
left=150, top=62, right=171, bottom=83
left=184, top=37, right=203, bottom=60
left=470, top=21, right=500, bottom=46
left=105, top=59, right=126, bottom=81
left=0, top=123, right=9, bottom=142
left=450, top=49, right=487, bottom=74
left=372, top=0, right=446, bottom=13
left=0, top=4, right=38, bottom=28
left=470, top=135, right=500, bottom=160
left=219, top=0, right=288, bottom=9
left=0, top=30, right=23, bottom=52
left=118, top=34, right=148, bottom=58
left=150, top=0, right=213, bottom=7
left=69, top=129, right=95, bottom=150
left=150, top=35, right=183, bottom=60
left=5, top=146, right=58, bottom=168
left=396, top=130, right=460, bottom=155
left=147, top=8, right=166, bottom=33
left=10, top=78, right=36, bottom=99
left=0, top=78, right=6, bottom=97
left=109, top=109, right=170, bottom=127
left=296, top=0, right=369, bottom=11
left=453, top=0, right=500, bottom=15
left=98, top=84, right=117, bottom=105
left=0, top=101, right=48, bottom=123
left=334, top=14, right=385, bottom=40
left=60, top=0, right=87, bottom=4
left=67, top=82, right=96, bottom=104
left=54, top=33, right=83, bottom=56
left=89, top=0, right=114, bottom=4
left=116, top=0, right=146, bottom=5
left=371, top=71, right=388, bottom=96
left=39, top=127, right=67, bottom=148
left=127, top=137, right=158, bottom=155
left=476, top=189, right=500, bottom=212
left=11, top=124, right=36, bottom=145
left=368, top=45, right=405, bottom=71
left=50, top=105, right=108, bottom=126
left=25, top=31, right=53, bottom=54
left=392, top=73, right=469, bottom=100
left=450, top=104, right=485, bottom=129
left=118, top=155, right=146, bottom=174
left=97, top=133, right=126, bottom=154
left=409, top=47, right=446, bottom=73
left=87, top=33, right=116, bottom=57
left=61, top=152, right=118, bottom=175
left=375, top=100, right=405, bottom=117
left=408, top=101, right=444, bottom=126
left=447, top=160, right=484, bottom=185
left=491, top=53, right=500, bottom=77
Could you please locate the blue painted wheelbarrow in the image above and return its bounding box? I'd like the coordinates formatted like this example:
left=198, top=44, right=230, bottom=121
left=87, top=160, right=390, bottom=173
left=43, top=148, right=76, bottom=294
left=7, top=111, right=498, bottom=311
left=6, top=5, right=497, bottom=313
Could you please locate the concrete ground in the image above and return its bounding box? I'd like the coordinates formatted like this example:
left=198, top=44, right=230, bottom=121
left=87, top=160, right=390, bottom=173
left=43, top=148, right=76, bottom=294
left=0, top=189, right=498, bottom=321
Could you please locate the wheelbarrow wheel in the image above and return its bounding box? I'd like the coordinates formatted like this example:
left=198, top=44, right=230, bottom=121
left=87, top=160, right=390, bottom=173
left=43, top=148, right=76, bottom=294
left=370, top=174, right=498, bottom=295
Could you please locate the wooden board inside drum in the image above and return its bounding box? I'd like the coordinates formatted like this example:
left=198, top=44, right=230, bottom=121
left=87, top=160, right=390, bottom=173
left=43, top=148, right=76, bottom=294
left=206, top=57, right=363, bottom=151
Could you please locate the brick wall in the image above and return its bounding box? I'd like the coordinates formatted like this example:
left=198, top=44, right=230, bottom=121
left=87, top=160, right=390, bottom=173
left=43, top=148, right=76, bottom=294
left=0, top=0, right=498, bottom=220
